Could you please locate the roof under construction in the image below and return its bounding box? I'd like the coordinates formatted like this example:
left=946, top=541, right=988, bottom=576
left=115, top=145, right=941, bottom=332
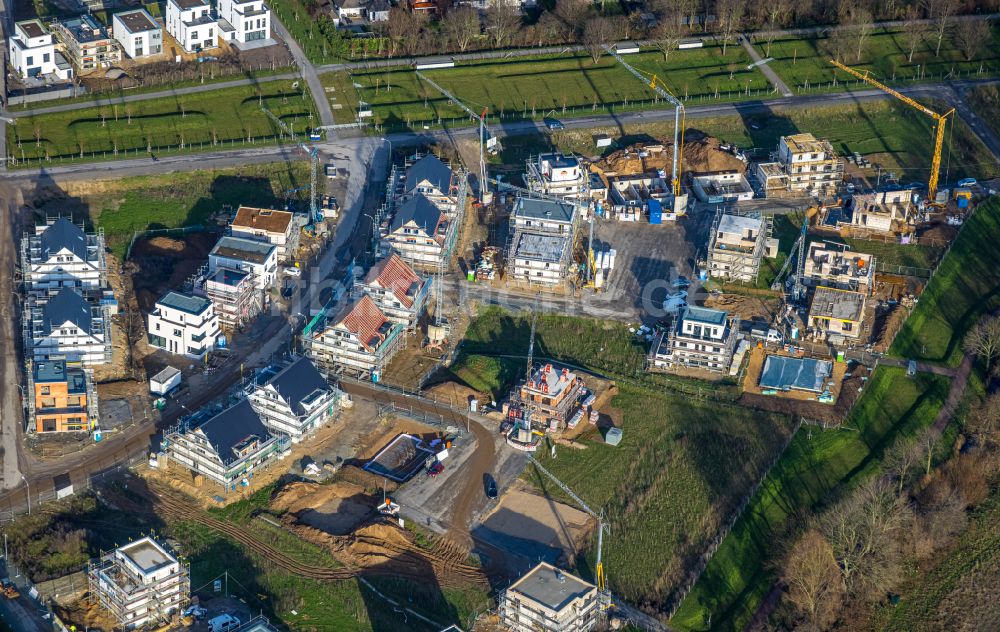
left=508, top=562, right=595, bottom=613
left=809, top=286, right=865, bottom=322
left=231, top=206, right=293, bottom=234
left=513, top=231, right=568, bottom=263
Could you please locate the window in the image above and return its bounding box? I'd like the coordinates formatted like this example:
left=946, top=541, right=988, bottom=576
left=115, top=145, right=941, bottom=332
left=26, top=55, right=34, bottom=65
left=43, top=53, right=50, bottom=63
left=41, top=386, right=51, bottom=395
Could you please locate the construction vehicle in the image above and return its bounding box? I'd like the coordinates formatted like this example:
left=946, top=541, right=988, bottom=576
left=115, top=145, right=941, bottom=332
left=2, top=580, right=19, bottom=599
left=770, top=206, right=819, bottom=301
left=606, top=46, right=686, bottom=214
left=261, top=105, right=322, bottom=222
left=829, top=60, right=954, bottom=203
left=416, top=72, right=499, bottom=204
left=525, top=454, right=612, bottom=608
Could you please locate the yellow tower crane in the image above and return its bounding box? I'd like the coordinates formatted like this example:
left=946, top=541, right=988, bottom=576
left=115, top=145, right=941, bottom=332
left=829, top=60, right=954, bottom=202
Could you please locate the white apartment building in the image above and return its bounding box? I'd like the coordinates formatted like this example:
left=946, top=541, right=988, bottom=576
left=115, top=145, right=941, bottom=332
left=247, top=357, right=341, bottom=442
left=162, top=398, right=287, bottom=489
left=306, top=295, right=406, bottom=378
left=691, top=170, right=755, bottom=203
left=706, top=212, right=777, bottom=282
left=508, top=231, right=571, bottom=287
left=526, top=153, right=588, bottom=200
left=8, top=19, right=72, bottom=80
left=209, top=235, right=278, bottom=290
left=26, top=288, right=110, bottom=366
left=112, top=9, right=163, bottom=59
left=775, top=133, right=844, bottom=195
left=380, top=194, right=448, bottom=270
left=650, top=305, right=739, bottom=373
left=147, top=291, right=220, bottom=359
left=229, top=206, right=296, bottom=261
left=358, top=253, right=430, bottom=330
left=511, top=197, right=576, bottom=235
left=88, top=537, right=190, bottom=630
left=499, top=562, right=598, bottom=632
left=217, top=0, right=272, bottom=46
left=402, top=154, right=456, bottom=212
left=166, top=0, right=218, bottom=52
left=22, top=217, right=106, bottom=298
left=51, top=14, right=122, bottom=72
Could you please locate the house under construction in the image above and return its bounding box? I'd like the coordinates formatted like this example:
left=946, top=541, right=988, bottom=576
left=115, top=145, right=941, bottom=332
left=706, top=210, right=776, bottom=283
left=87, top=536, right=190, bottom=630
left=202, top=266, right=263, bottom=332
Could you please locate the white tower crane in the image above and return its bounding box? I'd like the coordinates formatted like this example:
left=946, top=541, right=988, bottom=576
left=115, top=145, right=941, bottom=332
left=260, top=105, right=320, bottom=222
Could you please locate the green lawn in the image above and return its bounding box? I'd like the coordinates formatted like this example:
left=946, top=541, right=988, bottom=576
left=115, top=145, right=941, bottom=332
left=966, top=85, right=1000, bottom=155
left=764, top=26, right=1000, bottom=93
left=890, top=198, right=1000, bottom=365
left=671, top=367, right=950, bottom=631
left=32, top=163, right=310, bottom=259
left=7, top=81, right=316, bottom=163
left=528, top=385, right=795, bottom=609
left=322, top=44, right=762, bottom=130
left=269, top=0, right=351, bottom=65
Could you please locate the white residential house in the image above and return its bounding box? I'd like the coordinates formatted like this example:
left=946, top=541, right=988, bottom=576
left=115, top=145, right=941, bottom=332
left=306, top=295, right=406, bottom=378
left=402, top=154, right=456, bottom=212
left=8, top=19, right=72, bottom=79
left=366, top=0, right=390, bottom=21
left=166, top=0, right=218, bottom=52
left=229, top=206, right=296, bottom=261
left=357, top=253, right=430, bottom=330
left=379, top=194, right=448, bottom=270
left=774, top=133, right=844, bottom=195
left=88, top=537, right=190, bottom=630
left=209, top=235, right=278, bottom=290
left=499, top=563, right=599, bottom=632
left=525, top=152, right=588, bottom=200
left=162, top=398, right=287, bottom=489
left=649, top=305, right=739, bottom=373
left=112, top=9, right=163, bottom=59
left=511, top=197, right=576, bottom=234
left=247, top=357, right=342, bottom=442
left=216, top=0, right=273, bottom=47
left=27, top=288, right=111, bottom=366
left=22, top=218, right=106, bottom=298
left=147, top=291, right=221, bottom=359
left=508, top=231, right=571, bottom=287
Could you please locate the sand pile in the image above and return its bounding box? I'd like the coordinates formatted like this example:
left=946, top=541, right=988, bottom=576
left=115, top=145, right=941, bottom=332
left=593, top=131, right=746, bottom=177
left=271, top=480, right=365, bottom=513
left=145, top=236, right=187, bottom=252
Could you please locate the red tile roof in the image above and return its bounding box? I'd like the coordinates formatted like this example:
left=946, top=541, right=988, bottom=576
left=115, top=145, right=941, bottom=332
left=365, top=253, right=422, bottom=308
left=336, top=295, right=389, bottom=351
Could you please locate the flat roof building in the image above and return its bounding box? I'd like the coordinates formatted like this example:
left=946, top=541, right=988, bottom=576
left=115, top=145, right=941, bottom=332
left=508, top=231, right=571, bottom=287
left=28, top=360, right=98, bottom=433
left=650, top=305, right=739, bottom=373
left=229, top=206, right=297, bottom=261
left=808, top=286, right=866, bottom=340
left=8, top=19, right=73, bottom=80
left=52, top=14, right=122, bottom=72
left=691, top=170, right=755, bottom=203
left=500, top=562, right=598, bottom=632
left=802, top=244, right=875, bottom=292
left=706, top=211, right=775, bottom=282
left=147, top=291, right=221, bottom=359
left=511, top=197, right=576, bottom=234
left=210, top=235, right=278, bottom=290
left=525, top=152, right=588, bottom=201
left=112, top=8, right=163, bottom=58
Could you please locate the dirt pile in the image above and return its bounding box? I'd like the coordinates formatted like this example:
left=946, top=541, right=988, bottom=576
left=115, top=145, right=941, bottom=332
left=271, top=480, right=366, bottom=513
left=592, top=131, right=746, bottom=177
left=704, top=294, right=782, bottom=322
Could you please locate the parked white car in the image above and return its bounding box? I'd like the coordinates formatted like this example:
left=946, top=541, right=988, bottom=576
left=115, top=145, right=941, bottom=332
left=283, top=266, right=302, bottom=277
left=208, top=614, right=241, bottom=632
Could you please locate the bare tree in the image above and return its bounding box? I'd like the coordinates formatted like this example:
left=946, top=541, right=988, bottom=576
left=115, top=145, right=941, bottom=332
left=884, top=435, right=921, bottom=495
left=967, top=392, right=1000, bottom=446
left=964, top=315, right=1000, bottom=373
left=442, top=6, right=481, bottom=53
left=715, top=0, right=747, bottom=56
left=781, top=530, right=846, bottom=630
left=650, top=10, right=689, bottom=62
left=953, top=17, right=993, bottom=62
left=385, top=8, right=423, bottom=57
left=923, top=0, right=960, bottom=57
left=553, top=0, right=590, bottom=41
left=582, top=17, right=614, bottom=64
left=839, top=0, right=875, bottom=62
left=760, top=0, right=793, bottom=56
left=485, top=3, right=521, bottom=50
left=902, top=6, right=931, bottom=62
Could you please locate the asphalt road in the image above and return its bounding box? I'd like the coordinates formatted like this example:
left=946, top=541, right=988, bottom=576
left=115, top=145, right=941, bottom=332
left=0, top=184, right=23, bottom=490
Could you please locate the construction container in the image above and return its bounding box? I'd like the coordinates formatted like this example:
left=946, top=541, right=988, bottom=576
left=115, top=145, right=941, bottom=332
left=150, top=366, right=182, bottom=396
left=648, top=199, right=663, bottom=224
left=605, top=427, right=623, bottom=446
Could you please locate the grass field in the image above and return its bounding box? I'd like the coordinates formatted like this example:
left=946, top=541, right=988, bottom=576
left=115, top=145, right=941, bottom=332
left=321, top=44, right=760, bottom=129
left=966, top=85, right=1000, bottom=140
left=7, top=81, right=315, bottom=163
left=670, top=367, right=950, bottom=631
left=766, top=26, right=1000, bottom=93
left=33, top=162, right=310, bottom=259
left=890, top=199, right=1000, bottom=365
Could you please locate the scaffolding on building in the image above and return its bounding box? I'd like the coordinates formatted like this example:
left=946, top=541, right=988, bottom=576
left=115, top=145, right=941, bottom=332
left=706, top=207, right=773, bottom=283
left=21, top=217, right=108, bottom=299
left=203, top=267, right=264, bottom=332
left=87, top=544, right=190, bottom=630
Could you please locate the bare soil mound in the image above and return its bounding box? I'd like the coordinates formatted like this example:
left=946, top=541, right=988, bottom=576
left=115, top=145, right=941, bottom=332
left=593, top=131, right=746, bottom=176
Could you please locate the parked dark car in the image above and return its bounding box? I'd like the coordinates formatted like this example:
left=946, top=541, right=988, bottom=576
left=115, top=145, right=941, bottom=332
left=427, top=462, right=445, bottom=477
left=544, top=118, right=565, bottom=130
left=484, top=473, right=498, bottom=499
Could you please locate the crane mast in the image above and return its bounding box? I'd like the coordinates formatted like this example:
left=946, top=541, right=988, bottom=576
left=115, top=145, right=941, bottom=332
left=416, top=71, right=492, bottom=202
left=261, top=105, right=320, bottom=221
left=606, top=47, right=686, bottom=210
left=829, top=60, right=954, bottom=202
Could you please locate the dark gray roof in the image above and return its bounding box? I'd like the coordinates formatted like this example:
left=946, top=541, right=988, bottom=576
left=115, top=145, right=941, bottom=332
left=158, top=291, right=211, bottom=316
left=515, top=197, right=575, bottom=224
left=404, top=154, right=452, bottom=193
left=40, top=218, right=88, bottom=262
left=391, top=194, right=444, bottom=234
left=266, top=357, right=332, bottom=415
left=197, top=399, right=273, bottom=463
left=43, top=288, right=92, bottom=335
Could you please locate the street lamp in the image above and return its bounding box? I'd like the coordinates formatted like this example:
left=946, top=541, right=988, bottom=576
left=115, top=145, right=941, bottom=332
left=19, top=474, right=29, bottom=515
